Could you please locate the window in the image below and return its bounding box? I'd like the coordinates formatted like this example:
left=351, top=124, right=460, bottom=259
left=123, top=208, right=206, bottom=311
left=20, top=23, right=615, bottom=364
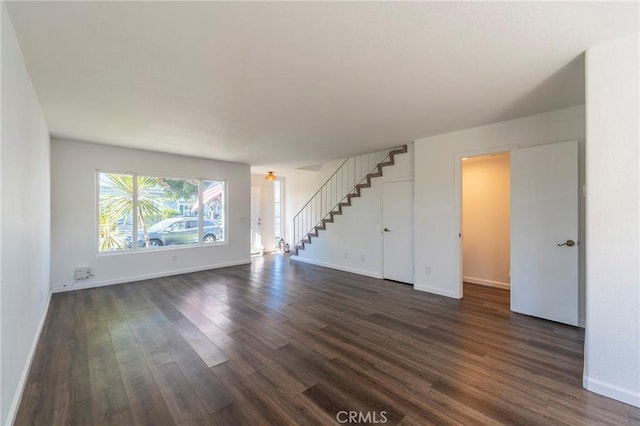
left=98, top=172, right=225, bottom=253
left=274, top=180, right=282, bottom=245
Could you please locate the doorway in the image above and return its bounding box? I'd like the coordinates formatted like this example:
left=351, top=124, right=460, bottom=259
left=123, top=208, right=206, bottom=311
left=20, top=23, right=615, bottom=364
left=461, top=153, right=511, bottom=293
left=251, top=186, right=262, bottom=254
left=456, top=141, right=580, bottom=326
left=382, top=180, right=414, bottom=284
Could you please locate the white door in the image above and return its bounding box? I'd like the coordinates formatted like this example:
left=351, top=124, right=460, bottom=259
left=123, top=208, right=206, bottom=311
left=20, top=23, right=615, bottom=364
left=511, top=140, right=579, bottom=326
left=383, top=181, right=414, bottom=284
left=251, top=187, right=262, bottom=253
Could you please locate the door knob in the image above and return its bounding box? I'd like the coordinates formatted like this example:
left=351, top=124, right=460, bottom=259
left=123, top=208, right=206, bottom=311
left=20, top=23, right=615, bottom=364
left=383, top=228, right=390, bottom=232
left=557, top=240, right=576, bottom=247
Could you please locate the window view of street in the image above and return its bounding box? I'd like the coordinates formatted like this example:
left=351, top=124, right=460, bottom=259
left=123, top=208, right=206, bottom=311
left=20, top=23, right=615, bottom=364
left=98, top=173, right=225, bottom=252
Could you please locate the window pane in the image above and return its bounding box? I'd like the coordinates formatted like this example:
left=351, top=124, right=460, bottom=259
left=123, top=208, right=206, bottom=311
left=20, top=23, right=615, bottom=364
left=98, top=173, right=226, bottom=252
left=137, top=176, right=199, bottom=248
left=202, top=180, right=225, bottom=243
left=274, top=180, right=281, bottom=241
left=98, top=172, right=134, bottom=252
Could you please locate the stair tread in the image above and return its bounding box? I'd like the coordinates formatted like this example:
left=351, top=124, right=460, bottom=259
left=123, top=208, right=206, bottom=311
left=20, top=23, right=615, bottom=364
left=293, top=144, right=409, bottom=250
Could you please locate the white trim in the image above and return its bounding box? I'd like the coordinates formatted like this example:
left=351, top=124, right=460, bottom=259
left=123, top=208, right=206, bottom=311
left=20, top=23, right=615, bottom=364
left=5, top=292, right=52, bottom=426
left=96, top=171, right=229, bottom=256
left=52, top=259, right=251, bottom=293
left=578, top=318, right=585, bottom=328
left=290, top=255, right=383, bottom=279
left=463, top=276, right=510, bottom=290
left=97, top=238, right=230, bottom=258
left=583, top=376, right=640, bottom=408
left=413, top=283, right=461, bottom=299
left=454, top=144, right=517, bottom=299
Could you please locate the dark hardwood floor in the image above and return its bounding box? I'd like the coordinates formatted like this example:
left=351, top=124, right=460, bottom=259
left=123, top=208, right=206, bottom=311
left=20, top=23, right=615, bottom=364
left=15, top=254, right=639, bottom=425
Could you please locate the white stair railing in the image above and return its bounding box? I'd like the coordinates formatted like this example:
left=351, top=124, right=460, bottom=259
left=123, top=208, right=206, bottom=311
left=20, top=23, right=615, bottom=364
left=292, top=148, right=394, bottom=252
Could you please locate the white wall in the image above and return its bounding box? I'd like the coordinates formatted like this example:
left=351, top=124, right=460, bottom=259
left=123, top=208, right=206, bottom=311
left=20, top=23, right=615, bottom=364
left=462, top=154, right=511, bottom=288
left=292, top=144, right=414, bottom=277
left=282, top=170, right=316, bottom=247
left=584, top=34, right=639, bottom=407
left=283, top=159, right=344, bottom=247
left=50, top=140, right=251, bottom=291
left=414, top=105, right=586, bottom=320
left=1, top=5, right=52, bottom=424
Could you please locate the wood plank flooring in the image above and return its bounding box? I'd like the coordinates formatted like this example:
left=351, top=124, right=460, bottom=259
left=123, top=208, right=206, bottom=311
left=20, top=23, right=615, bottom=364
left=15, top=254, right=639, bottom=425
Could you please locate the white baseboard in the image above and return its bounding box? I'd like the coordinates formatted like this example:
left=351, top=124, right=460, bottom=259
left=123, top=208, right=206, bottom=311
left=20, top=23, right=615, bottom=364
left=463, top=276, right=510, bottom=290
left=52, top=259, right=251, bottom=293
left=5, top=291, right=52, bottom=426
left=584, top=376, right=640, bottom=408
left=290, top=255, right=383, bottom=279
left=578, top=318, right=586, bottom=328
left=413, top=283, right=461, bottom=299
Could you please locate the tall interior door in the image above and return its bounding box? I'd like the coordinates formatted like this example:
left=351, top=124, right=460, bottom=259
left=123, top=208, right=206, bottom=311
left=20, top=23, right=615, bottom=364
left=383, top=181, right=414, bottom=284
left=250, top=187, right=262, bottom=253
left=510, top=140, right=579, bottom=326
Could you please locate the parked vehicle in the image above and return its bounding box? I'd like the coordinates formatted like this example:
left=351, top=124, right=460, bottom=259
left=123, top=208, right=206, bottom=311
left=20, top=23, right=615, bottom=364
left=130, top=217, right=222, bottom=247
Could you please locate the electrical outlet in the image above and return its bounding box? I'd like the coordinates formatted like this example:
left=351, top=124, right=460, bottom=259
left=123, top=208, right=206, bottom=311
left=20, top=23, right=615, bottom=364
left=74, top=266, right=91, bottom=280
left=360, top=254, right=365, bottom=262
left=425, top=266, right=432, bottom=274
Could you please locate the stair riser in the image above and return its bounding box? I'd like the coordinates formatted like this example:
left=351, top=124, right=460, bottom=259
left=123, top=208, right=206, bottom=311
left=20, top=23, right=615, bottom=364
left=293, top=145, right=407, bottom=251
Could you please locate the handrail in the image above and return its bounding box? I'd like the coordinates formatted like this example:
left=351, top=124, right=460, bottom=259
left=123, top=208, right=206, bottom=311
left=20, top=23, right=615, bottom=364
left=292, top=147, right=401, bottom=252
left=293, top=158, right=348, bottom=219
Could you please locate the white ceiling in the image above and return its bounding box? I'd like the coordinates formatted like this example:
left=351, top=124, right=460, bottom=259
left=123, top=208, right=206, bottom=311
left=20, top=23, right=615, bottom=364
left=6, top=1, right=638, bottom=171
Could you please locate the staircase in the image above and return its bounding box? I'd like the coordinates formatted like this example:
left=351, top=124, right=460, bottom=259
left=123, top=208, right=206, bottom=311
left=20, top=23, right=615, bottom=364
left=292, top=145, right=408, bottom=255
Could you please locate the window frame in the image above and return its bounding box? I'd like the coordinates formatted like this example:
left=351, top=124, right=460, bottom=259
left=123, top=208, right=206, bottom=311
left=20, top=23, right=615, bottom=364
left=274, top=178, right=283, bottom=243
left=96, top=170, right=228, bottom=255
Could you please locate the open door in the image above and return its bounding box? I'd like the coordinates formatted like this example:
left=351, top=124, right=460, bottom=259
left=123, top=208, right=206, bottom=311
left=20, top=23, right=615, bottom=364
left=510, top=140, right=579, bottom=326
left=250, top=186, right=262, bottom=254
